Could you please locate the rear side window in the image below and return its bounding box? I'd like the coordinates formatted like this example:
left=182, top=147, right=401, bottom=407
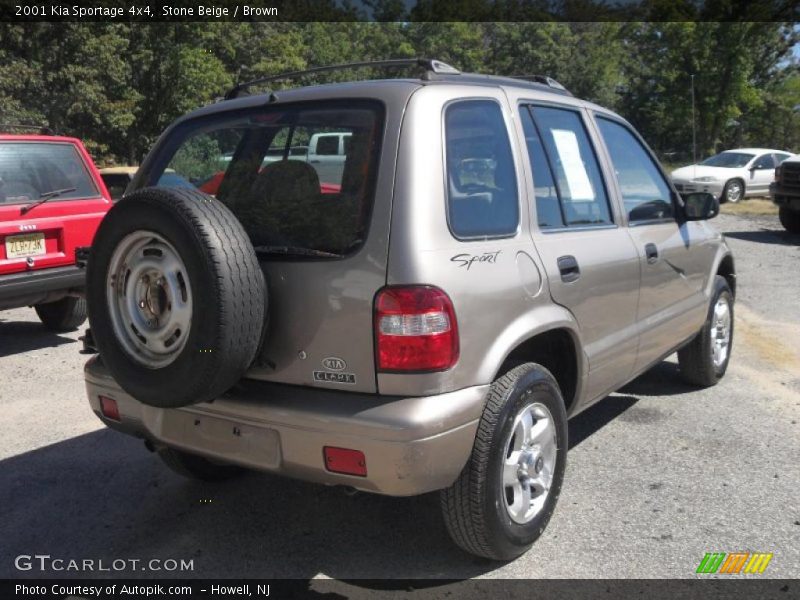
left=524, top=106, right=612, bottom=229
left=158, top=102, right=383, bottom=256
left=0, top=142, right=99, bottom=205
left=444, top=100, right=519, bottom=239
left=596, top=118, right=674, bottom=223
left=752, top=154, right=775, bottom=170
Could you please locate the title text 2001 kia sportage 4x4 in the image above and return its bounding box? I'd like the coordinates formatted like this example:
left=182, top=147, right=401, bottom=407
left=82, top=59, right=735, bottom=560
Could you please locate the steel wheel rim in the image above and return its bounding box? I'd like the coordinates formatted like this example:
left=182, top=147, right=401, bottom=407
left=726, top=182, right=742, bottom=203
left=502, top=401, right=557, bottom=524
left=106, top=231, right=193, bottom=368
left=710, top=296, right=731, bottom=368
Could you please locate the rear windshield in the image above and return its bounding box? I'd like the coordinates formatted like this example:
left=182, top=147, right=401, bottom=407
left=101, top=174, right=131, bottom=200
left=0, top=142, right=99, bottom=205
left=154, top=101, right=384, bottom=257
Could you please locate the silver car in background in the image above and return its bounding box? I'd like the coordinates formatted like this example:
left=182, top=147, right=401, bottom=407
left=671, top=148, right=793, bottom=203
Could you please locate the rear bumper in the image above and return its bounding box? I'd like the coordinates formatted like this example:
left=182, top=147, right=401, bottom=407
left=0, top=265, right=84, bottom=309
left=84, top=357, right=486, bottom=496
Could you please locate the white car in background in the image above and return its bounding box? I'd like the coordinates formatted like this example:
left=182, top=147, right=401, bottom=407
left=671, top=148, right=794, bottom=203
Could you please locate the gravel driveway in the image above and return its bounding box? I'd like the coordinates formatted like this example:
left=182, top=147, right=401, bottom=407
left=0, top=210, right=797, bottom=581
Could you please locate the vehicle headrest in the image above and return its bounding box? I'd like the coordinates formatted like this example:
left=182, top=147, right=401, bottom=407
left=252, top=160, right=320, bottom=203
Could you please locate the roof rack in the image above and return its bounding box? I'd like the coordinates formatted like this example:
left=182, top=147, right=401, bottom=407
left=0, top=123, right=57, bottom=135
left=224, top=58, right=460, bottom=100
left=509, top=75, right=568, bottom=92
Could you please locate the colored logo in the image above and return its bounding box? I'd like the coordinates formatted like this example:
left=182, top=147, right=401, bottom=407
left=696, top=552, right=773, bottom=574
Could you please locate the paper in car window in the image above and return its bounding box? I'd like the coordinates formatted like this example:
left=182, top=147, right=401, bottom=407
left=552, top=129, right=595, bottom=202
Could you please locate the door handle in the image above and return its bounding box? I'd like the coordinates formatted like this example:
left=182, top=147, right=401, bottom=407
left=557, top=255, right=580, bottom=283
left=645, top=243, right=659, bottom=264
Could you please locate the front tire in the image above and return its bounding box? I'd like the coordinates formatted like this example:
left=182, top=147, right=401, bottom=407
left=678, top=275, right=733, bottom=387
left=440, top=363, right=568, bottom=560
left=35, top=297, right=87, bottom=332
left=778, top=207, right=800, bottom=233
left=721, top=179, right=744, bottom=204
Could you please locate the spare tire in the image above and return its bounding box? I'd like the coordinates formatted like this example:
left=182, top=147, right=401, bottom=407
left=86, top=187, right=266, bottom=408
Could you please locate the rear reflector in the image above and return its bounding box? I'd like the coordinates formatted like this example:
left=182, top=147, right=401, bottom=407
left=375, top=286, right=459, bottom=372
left=323, top=446, right=367, bottom=477
left=99, top=396, right=120, bottom=422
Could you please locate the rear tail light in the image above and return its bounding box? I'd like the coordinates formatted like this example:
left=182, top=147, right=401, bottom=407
left=374, top=286, right=459, bottom=372
left=324, top=447, right=367, bottom=476
left=99, top=395, right=120, bottom=421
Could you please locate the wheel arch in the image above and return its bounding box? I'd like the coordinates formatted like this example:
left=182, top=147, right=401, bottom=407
left=716, top=252, right=736, bottom=298
left=492, top=321, right=584, bottom=416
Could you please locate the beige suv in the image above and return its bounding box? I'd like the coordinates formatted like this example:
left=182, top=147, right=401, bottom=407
left=81, top=59, right=735, bottom=560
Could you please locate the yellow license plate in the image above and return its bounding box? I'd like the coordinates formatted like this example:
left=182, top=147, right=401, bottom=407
left=5, top=232, right=46, bottom=259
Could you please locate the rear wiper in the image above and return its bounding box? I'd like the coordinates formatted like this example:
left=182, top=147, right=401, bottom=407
left=253, top=245, right=343, bottom=258
left=20, top=187, right=77, bottom=214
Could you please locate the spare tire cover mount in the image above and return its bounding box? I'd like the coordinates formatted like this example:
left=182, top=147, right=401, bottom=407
left=86, top=186, right=267, bottom=409
left=107, top=230, right=193, bottom=368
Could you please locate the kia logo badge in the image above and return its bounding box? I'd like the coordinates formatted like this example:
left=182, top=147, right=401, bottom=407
left=322, top=357, right=346, bottom=372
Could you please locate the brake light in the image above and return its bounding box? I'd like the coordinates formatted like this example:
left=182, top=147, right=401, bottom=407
left=374, top=286, right=459, bottom=372
left=99, top=396, right=120, bottom=421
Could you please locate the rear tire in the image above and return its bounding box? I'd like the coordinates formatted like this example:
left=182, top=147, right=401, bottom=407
left=35, top=297, right=87, bottom=332
left=778, top=207, right=800, bottom=233
left=440, top=363, right=567, bottom=561
left=158, top=447, right=245, bottom=481
left=678, top=275, right=733, bottom=387
left=86, top=187, right=266, bottom=408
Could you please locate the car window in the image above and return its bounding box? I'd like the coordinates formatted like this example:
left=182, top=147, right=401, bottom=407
left=526, top=106, right=612, bottom=228
left=0, top=142, right=99, bottom=204
left=520, top=108, right=564, bottom=229
left=752, top=154, right=775, bottom=170
left=596, top=118, right=674, bottom=223
left=701, top=152, right=754, bottom=168
left=444, top=100, right=519, bottom=239
left=775, top=153, right=792, bottom=164
left=315, top=135, right=340, bottom=156
left=101, top=174, right=131, bottom=201
left=157, top=102, right=383, bottom=256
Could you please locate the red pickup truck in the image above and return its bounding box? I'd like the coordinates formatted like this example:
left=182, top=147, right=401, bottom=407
left=0, top=131, right=111, bottom=330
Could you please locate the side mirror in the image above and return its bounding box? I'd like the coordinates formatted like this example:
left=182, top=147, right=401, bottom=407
left=683, top=192, right=719, bottom=221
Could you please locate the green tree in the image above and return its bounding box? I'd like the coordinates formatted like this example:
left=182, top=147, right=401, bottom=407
left=124, top=24, right=232, bottom=163
left=0, top=23, right=134, bottom=159
left=619, top=22, right=797, bottom=161
left=485, top=22, right=625, bottom=108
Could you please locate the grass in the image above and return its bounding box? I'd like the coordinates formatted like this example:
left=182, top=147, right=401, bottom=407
left=720, top=197, right=777, bottom=216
